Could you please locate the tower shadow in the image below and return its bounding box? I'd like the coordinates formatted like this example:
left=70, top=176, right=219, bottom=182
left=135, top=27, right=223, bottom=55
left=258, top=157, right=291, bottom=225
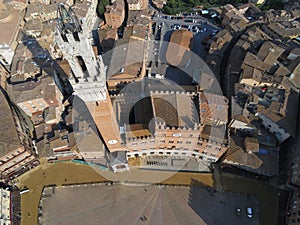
left=17, top=33, right=74, bottom=102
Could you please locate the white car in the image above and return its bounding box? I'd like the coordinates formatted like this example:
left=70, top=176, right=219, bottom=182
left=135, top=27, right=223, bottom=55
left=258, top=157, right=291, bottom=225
left=247, top=207, right=253, bottom=218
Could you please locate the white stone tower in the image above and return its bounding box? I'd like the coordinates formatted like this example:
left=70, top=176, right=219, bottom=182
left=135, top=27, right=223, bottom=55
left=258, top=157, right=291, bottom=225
left=54, top=4, right=128, bottom=163
left=54, top=3, right=106, bottom=102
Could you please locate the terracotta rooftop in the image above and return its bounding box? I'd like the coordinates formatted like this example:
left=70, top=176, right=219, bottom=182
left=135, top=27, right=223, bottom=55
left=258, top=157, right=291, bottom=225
left=288, top=57, right=300, bottom=89
left=241, top=64, right=262, bottom=81
left=98, top=28, right=117, bottom=52
left=257, top=41, right=285, bottom=65
left=23, top=18, right=43, bottom=31
left=17, top=98, right=49, bottom=117
left=151, top=91, right=198, bottom=129
left=200, top=125, right=227, bottom=144
left=224, top=137, right=263, bottom=169
left=268, top=22, right=300, bottom=38
left=25, top=3, right=43, bottom=19
left=166, top=30, right=193, bottom=67
left=260, top=90, right=299, bottom=137
left=243, top=52, right=270, bottom=72
left=0, top=4, right=24, bottom=47
left=72, top=0, right=91, bottom=19
left=49, top=137, right=69, bottom=150
left=222, top=4, right=249, bottom=31
left=107, top=30, right=144, bottom=82
left=73, top=91, right=128, bottom=152
left=233, top=114, right=250, bottom=124
left=127, top=0, right=141, bottom=4
left=131, top=24, right=147, bottom=40
left=125, top=124, right=152, bottom=139
left=244, top=137, right=259, bottom=153
left=152, top=97, right=178, bottom=127
left=10, top=41, right=52, bottom=79
left=152, top=0, right=164, bottom=9
left=8, top=75, right=56, bottom=104
left=245, top=26, right=271, bottom=43
left=105, top=0, right=124, bottom=14
left=209, top=29, right=233, bottom=53
left=199, top=92, right=228, bottom=124
left=275, top=65, right=290, bottom=77
left=41, top=2, right=58, bottom=15
left=223, top=136, right=278, bottom=176
left=127, top=9, right=150, bottom=26
left=75, top=122, right=106, bottom=154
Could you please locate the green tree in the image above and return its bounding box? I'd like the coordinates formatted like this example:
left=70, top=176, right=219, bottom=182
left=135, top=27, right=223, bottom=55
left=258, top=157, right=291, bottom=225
left=97, top=0, right=110, bottom=17
left=259, top=0, right=284, bottom=10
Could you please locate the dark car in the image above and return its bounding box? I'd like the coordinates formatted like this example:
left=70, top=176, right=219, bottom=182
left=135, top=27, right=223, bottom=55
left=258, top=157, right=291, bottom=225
left=192, top=25, right=200, bottom=32
left=235, top=207, right=242, bottom=216
left=181, top=24, right=190, bottom=29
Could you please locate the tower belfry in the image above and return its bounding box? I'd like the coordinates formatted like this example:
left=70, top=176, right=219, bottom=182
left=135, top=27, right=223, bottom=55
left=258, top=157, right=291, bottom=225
left=55, top=3, right=106, bottom=102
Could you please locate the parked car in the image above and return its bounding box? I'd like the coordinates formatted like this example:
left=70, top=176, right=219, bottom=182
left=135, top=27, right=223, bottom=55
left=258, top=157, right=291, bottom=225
left=184, top=19, right=193, bottom=23
left=210, top=13, right=218, bottom=18
left=181, top=24, right=190, bottom=29
left=247, top=207, right=253, bottom=218
left=173, top=24, right=181, bottom=30
left=235, top=207, right=242, bottom=216
left=192, top=25, right=200, bottom=30
left=212, top=29, right=219, bottom=35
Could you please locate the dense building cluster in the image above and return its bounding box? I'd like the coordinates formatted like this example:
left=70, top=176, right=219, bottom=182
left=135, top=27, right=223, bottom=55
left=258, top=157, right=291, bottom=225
left=0, top=0, right=300, bottom=224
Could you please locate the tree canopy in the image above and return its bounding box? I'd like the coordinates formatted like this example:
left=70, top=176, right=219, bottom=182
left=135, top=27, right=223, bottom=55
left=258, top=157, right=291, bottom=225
left=97, top=0, right=111, bottom=17
left=162, top=0, right=251, bottom=15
